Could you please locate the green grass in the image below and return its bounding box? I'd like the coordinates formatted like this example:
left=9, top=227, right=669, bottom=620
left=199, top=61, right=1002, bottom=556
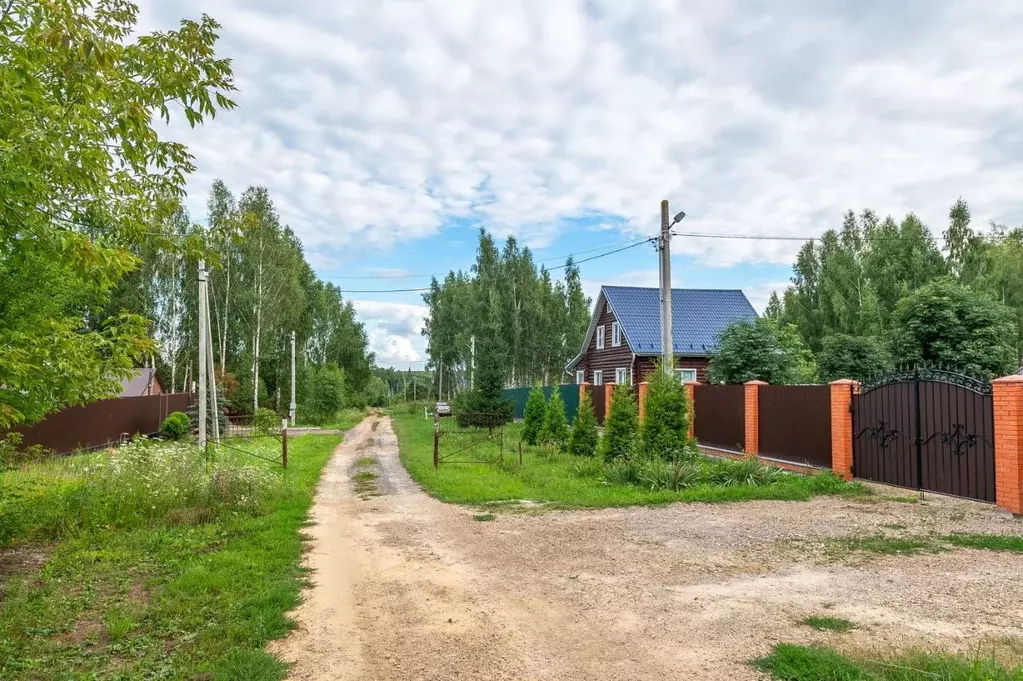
left=821, top=531, right=1023, bottom=561
left=391, top=412, right=864, bottom=509
left=945, top=533, right=1023, bottom=553
left=802, top=615, right=857, bottom=632
left=320, top=408, right=367, bottom=431
left=355, top=457, right=376, bottom=468
left=0, top=434, right=341, bottom=680
left=472, top=513, right=496, bottom=522
left=753, top=644, right=1023, bottom=680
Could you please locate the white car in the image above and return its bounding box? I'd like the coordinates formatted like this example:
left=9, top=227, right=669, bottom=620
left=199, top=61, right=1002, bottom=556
left=435, top=401, right=452, bottom=417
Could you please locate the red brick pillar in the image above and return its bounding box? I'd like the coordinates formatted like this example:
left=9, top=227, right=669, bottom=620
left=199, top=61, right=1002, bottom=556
left=605, top=383, right=615, bottom=414
left=579, top=382, right=589, bottom=405
left=993, top=375, right=1023, bottom=516
left=744, top=380, right=766, bottom=456
left=684, top=382, right=697, bottom=439
left=638, top=382, right=648, bottom=422
left=829, top=379, right=859, bottom=481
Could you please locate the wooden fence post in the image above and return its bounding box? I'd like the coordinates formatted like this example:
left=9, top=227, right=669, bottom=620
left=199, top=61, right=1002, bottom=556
left=638, top=382, right=648, bottom=422
left=433, top=406, right=440, bottom=469
left=993, top=375, right=1023, bottom=515
left=281, top=419, right=288, bottom=469
left=829, top=380, right=858, bottom=481
left=743, top=380, right=766, bottom=456
left=684, top=382, right=697, bottom=440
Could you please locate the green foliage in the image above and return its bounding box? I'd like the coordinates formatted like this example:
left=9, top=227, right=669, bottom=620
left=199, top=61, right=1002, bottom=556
left=253, top=407, right=278, bottom=435
left=160, top=412, right=191, bottom=440
left=889, top=279, right=1018, bottom=377
left=640, top=367, right=692, bottom=460
left=0, top=0, right=236, bottom=428
left=599, top=385, right=639, bottom=462
left=754, top=643, right=1023, bottom=681
left=423, top=231, right=591, bottom=396
left=304, top=364, right=346, bottom=425
left=0, top=433, right=50, bottom=469
left=539, top=389, right=569, bottom=450
left=568, top=391, right=599, bottom=457
left=522, top=384, right=547, bottom=445
left=709, top=318, right=816, bottom=384
left=454, top=329, right=513, bottom=429
left=818, top=334, right=890, bottom=382
left=802, top=616, right=857, bottom=632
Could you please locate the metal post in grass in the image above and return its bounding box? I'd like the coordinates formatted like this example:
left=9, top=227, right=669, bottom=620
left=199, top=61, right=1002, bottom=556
left=282, top=419, right=288, bottom=469
left=433, top=406, right=440, bottom=469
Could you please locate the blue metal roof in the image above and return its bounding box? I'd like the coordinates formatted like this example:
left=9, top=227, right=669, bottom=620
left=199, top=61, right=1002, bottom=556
left=603, top=286, right=758, bottom=356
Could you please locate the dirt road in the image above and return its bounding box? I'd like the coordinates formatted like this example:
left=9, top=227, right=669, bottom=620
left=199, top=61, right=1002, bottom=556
left=272, top=416, right=1023, bottom=680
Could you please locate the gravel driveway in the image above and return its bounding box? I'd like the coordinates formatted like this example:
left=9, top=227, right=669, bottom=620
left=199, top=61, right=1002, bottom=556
left=271, top=416, right=1023, bottom=680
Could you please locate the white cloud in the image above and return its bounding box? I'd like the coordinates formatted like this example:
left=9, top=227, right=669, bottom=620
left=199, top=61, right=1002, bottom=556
left=743, top=281, right=791, bottom=315
left=351, top=300, right=429, bottom=367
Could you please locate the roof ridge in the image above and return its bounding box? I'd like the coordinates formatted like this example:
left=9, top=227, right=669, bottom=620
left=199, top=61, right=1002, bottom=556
left=603, top=285, right=747, bottom=292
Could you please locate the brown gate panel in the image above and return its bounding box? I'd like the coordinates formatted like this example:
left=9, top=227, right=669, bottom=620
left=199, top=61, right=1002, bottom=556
left=591, top=385, right=607, bottom=426
left=693, top=385, right=745, bottom=452
left=758, top=385, right=832, bottom=468
left=852, top=370, right=995, bottom=503
left=12, top=393, right=195, bottom=455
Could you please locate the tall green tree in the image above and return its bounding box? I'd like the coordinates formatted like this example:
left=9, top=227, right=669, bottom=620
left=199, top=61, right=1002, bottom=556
left=599, top=385, right=639, bottom=462
left=522, top=384, right=547, bottom=446
left=817, top=334, right=889, bottom=382
left=0, top=1, right=235, bottom=427
left=539, top=389, right=569, bottom=451
left=639, top=367, right=691, bottom=461
left=568, top=390, right=599, bottom=457
left=709, top=318, right=815, bottom=384
left=889, top=279, right=1017, bottom=377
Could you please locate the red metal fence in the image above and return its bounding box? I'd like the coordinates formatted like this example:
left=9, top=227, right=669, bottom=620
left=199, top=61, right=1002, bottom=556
left=591, top=385, right=607, bottom=425
left=693, top=385, right=745, bottom=451
left=758, top=385, right=832, bottom=468
left=10, top=393, right=194, bottom=454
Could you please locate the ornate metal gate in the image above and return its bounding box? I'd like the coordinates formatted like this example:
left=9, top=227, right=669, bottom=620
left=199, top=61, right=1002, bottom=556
left=852, top=369, right=995, bottom=502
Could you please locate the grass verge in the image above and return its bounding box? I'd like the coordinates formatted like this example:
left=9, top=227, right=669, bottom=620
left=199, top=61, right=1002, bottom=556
left=392, top=412, right=863, bottom=509
left=802, top=616, right=857, bottom=632
left=321, top=408, right=367, bottom=431
left=0, top=433, right=341, bottom=680
left=753, top=643, right=1023, bottom=680
left=821, top=532, right=1023, bottom=561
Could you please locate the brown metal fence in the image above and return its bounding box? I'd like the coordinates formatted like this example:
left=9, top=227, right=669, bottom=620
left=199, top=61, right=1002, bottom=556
left=591, top=385, right=607, bottom=425
left=758, top=385, right=832, bottom=468
left=693, top=385, right=745, bottom=451
left=10, top=393, right=194, bottom=455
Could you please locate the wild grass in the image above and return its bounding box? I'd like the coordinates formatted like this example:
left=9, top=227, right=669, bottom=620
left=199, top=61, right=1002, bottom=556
left=753, top=644, right=1023, bottom=680
left=821, top=532, right=1023, bottom=561
left=321, top=408, right=367, bottom=431
left=391, top=412, right=863, bottom=509
left=802, top=615, right=857, bottom=632
left=0, top=433, right=341, bottom=680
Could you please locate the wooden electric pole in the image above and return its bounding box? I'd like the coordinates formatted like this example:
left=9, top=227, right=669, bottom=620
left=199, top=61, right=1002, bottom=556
left=659, top=200, right=673, bottom=374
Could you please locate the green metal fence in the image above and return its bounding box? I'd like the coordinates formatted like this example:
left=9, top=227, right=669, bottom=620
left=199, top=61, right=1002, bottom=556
left=502, top=384, right=580, bottom=423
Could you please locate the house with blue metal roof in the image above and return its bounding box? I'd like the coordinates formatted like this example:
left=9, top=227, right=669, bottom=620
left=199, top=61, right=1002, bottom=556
left=565, top=286, right=758, bottom=386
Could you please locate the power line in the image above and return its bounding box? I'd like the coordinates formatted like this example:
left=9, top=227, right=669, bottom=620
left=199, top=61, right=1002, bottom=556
left=672, top=230, right=1018, bottom=243
left=335, top=237, right=656, bottom=294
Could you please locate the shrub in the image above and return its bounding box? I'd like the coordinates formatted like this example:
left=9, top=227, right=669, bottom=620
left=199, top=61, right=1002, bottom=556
left=636, top=458, right=703, bottom=491
left=640, top=367, right=691, bottom=461
left=818, top=334, right=889, bottom=382
left=160, top=411, right=191, bottom=440
left=539, top=389, right=569, bottom=451
left=0, top=433, right=50, bottom=469
left=568, top=390, right=599, bottom=457
left=305, top=364, right=346, bottom=425
left=253, top=407, right=278, bottom=435
left=522, top=384, right=546, bottom=446
left=599, top=385, right=639, bottom=462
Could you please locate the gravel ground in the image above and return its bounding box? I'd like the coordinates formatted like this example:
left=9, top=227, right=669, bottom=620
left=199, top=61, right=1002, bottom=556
left=271, top=416, right=1023, bottom=680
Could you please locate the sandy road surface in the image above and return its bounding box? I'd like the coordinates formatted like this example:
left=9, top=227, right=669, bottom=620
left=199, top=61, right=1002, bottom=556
left=272, top=416, right=1023, bottom=680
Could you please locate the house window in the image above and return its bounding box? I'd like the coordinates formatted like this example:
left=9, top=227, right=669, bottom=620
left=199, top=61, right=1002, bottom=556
left=606, top=301, right=611, bottom=314
left=615, top=367, right=628, bottom=385
left=596, top=325, right=605, bottom=350
left=593, top=370, right=603, bottom=386
left=611, top=322, right=621, bottom=347
left=675, top=368, right=698, bottom=383
left=576, top=370, right=585, bottom=384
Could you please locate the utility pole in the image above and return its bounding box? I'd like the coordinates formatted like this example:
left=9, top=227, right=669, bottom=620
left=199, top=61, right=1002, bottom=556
left=470, top=335, right=476, bottom=389
left=289, top=330, right=296, bottom=426
left=659, top=200, right=673, bottom=375
left=438, top=361, right=443, bottom=401
left=198, top=261, right=208, bottom=448
left=204, top=281, right=220, bottom=444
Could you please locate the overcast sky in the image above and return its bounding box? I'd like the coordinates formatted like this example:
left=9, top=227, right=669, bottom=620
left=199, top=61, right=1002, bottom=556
left=141, top=0, right=1023, bottom=368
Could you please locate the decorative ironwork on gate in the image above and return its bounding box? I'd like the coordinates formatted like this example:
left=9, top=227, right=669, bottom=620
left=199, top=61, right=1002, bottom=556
left=852, top=368, right=995, bottom=502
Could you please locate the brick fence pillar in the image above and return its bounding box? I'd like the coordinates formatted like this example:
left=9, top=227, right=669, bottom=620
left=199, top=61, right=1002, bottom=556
left=579, top=381, right=589, bottom=405
left=829, top=379, right=859, bottom=481
left=744, top=380, right=766, bottom=456
left=993, top=375, right=1023, bottom=516
left=684, top=382, right=697, bottom=439
left=605, top=382, right=615, bottom=415
left=638, top=382, right=648, bottom=422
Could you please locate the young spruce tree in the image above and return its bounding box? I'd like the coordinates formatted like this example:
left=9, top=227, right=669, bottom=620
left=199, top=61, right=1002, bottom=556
left=639, top=367, right=691, bottom=461
left=540, top=388, right=569, bottom=451
left=599, top=385, right=639, bottom=462
left=522, top=383, right=546, bottom=445
left=568, top=390, right=599, bottom=457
